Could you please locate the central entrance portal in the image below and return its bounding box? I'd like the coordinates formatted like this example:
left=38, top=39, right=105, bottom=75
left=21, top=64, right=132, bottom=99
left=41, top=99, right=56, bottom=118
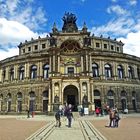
left=63, top=85, right=78, bottom=111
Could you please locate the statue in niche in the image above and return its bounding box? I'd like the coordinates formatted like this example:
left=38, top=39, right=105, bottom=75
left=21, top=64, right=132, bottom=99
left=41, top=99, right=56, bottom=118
left=54, top=95, right=59, bottom=103
left=82, top=95, right=88, bottom=107
left=50, top=37, right=57, bottom=47
left=62, top=12, right=78, bottom=32
left=83, top=37, right=91, bottom=47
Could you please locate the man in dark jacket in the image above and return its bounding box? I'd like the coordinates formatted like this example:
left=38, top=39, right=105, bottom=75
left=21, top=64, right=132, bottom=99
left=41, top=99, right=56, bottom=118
left=66, top=105, right=73, bottom=127
left=55, top=110, right=61, bottom=127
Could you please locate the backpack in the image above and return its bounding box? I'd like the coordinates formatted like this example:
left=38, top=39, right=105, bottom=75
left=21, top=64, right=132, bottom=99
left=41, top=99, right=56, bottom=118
left=55, top=111, right=60, bottom=119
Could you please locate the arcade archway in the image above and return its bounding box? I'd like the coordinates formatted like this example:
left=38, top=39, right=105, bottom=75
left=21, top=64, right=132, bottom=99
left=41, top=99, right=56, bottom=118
left=63, top=85, right=78, bottom=111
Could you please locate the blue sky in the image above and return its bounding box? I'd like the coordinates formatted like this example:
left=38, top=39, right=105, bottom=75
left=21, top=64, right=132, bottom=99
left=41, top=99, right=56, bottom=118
left=0, top=0, right=140, bottom=60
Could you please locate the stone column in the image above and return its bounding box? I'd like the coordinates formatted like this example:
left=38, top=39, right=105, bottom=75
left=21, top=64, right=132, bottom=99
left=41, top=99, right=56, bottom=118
left=58, top=55, right=60, bottom=73
left=89, top=55, right=92, bottom=76
left=59, top=81, right=62, bottom=103
left=124, top=64, right=128, bottom=80
left=87, top=82, right=90, bottom=103
left=80, top=81, right=83, bottom=105
left=100, top=61, right=104, bottom=79
left=0, top=69, right=2, bottom=82
left=113, top=62, right=117, bottom=80
left=133, top=65, right=138, bottom=79
left=48, top=82, right=52, bottom=112
left=53, top=55, right=55, bottom=71
left=14, top=65, right=18, bottom=80
left=40, top=61, right=43, bottom=78
left=81, top=56, right=84, bottom=72
left=91, top=83, right=94, bottom=103
left=5, top=66, right=9, bottom=81
left=0, top=100, right=1, bottom=111
left=37, top=62, right=40, bottom=78
left=86, top=54, right=88, bottom=71
left=25, top=63, right=29, bottom=79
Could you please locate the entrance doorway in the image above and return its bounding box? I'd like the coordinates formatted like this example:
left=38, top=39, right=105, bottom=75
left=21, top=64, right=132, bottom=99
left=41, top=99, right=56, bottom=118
left=63, top=85, right=78, bottom=111
left=94, top=99, right=101, bottom=109
left=67, top=95, right=75, bottom=105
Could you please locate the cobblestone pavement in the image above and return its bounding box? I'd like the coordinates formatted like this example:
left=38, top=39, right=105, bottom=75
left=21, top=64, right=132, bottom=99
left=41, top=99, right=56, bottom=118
left=90, top=114, right=140, bottom=140
left=0, top=117, right=47, bottom=140
left=0, top=114, right=140, bottom=140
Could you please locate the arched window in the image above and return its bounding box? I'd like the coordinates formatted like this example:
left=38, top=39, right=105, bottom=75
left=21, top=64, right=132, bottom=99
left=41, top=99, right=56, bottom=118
left=10, top=67, right=14, bottom=81
left=43, top=64, right=49, bottom=79
left=19, top=66, right=25, bottom=80
left=94, top=90, right=100, bottom=96
left=128, top=66, right=134, bottom=79
left=92, top=63, right=99, bottom=77
left=94, top=90, right=101, bottom=108
left=107, top=90, right=114, bottom=108
left=105, top=64, right=112, bottom=78
left=120, top=90, right=127, bottom=110
left=107, top=90, right=114, bottom=96
left=30, top=65, right=37, bottom=79
left=42, top=90, right=49, bottom=112
left=29, top=91, right=36, bottom=112
left=117, top=65, right=124, bottom=79
left=7, top=93, right=12, bottom=112
left=17, top=92, right=22, bottom=112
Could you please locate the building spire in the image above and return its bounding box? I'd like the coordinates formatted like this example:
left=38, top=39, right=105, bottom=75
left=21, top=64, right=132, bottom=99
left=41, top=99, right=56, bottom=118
left=52, top=22, right=58, bottom=33
left=82, top=22, right=88, bottom=33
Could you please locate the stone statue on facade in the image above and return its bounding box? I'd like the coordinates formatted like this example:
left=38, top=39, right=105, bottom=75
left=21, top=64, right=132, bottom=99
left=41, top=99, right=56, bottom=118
left=50, top=37, right=57, bottom=47
left=83, top=37, right=91, bottom=47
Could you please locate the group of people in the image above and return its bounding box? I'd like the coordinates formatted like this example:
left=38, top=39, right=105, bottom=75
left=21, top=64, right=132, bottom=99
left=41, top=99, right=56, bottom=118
left=55, top=104, right=73, bottom=128
left=108, top=108, right=120, bottom=128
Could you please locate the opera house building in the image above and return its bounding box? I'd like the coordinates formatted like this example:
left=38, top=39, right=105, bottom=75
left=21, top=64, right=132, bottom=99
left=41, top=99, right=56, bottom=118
left=0, top=13, right=140, bottom=114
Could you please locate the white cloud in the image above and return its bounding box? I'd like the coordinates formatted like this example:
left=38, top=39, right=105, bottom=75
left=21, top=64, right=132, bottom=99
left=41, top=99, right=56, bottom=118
left=118, top=31, right=140, bottom=57
left=0, top=47, right=19, bottom=61
left=0, top=18, right=49, bottom=61
left=107, top=5, right=128, bottom=15
left=111, top=0, right=117, bottom=2
left=0, top=0, right=47, bottom=30
left=0, top=18, right=38, bottom=45
left=129, top=0, right=137, bottom=6
left=91, top=12, right=140, bottom=58
left=81, top=0, right=86, bottom=2
left=91, top=17, right=134, bottom=37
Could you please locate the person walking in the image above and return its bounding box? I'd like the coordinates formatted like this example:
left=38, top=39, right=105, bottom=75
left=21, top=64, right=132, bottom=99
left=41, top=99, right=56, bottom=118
left=114, top=110, right=120, bottom=127
left=66, top=104, right=73, bottom=128
left=109, top=108, right=115, bottom=127
left=55, top=110, right=61, bottom=127
left=27, top=109, right=30, bottom=118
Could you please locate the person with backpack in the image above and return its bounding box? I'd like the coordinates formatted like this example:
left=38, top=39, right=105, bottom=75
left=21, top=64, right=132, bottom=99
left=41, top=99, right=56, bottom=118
left=114, top=110, right=120, bottom=127
left=55, top=110, right=61, bottom=127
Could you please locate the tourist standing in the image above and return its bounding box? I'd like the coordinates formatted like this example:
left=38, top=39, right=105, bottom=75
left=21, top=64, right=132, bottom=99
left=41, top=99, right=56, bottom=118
left=66, top=104, right=73, bottom=127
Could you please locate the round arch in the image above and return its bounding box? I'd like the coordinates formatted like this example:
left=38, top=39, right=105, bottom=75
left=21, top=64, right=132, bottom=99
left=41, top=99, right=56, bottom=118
left=63, top=85, right=78, bottom=111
